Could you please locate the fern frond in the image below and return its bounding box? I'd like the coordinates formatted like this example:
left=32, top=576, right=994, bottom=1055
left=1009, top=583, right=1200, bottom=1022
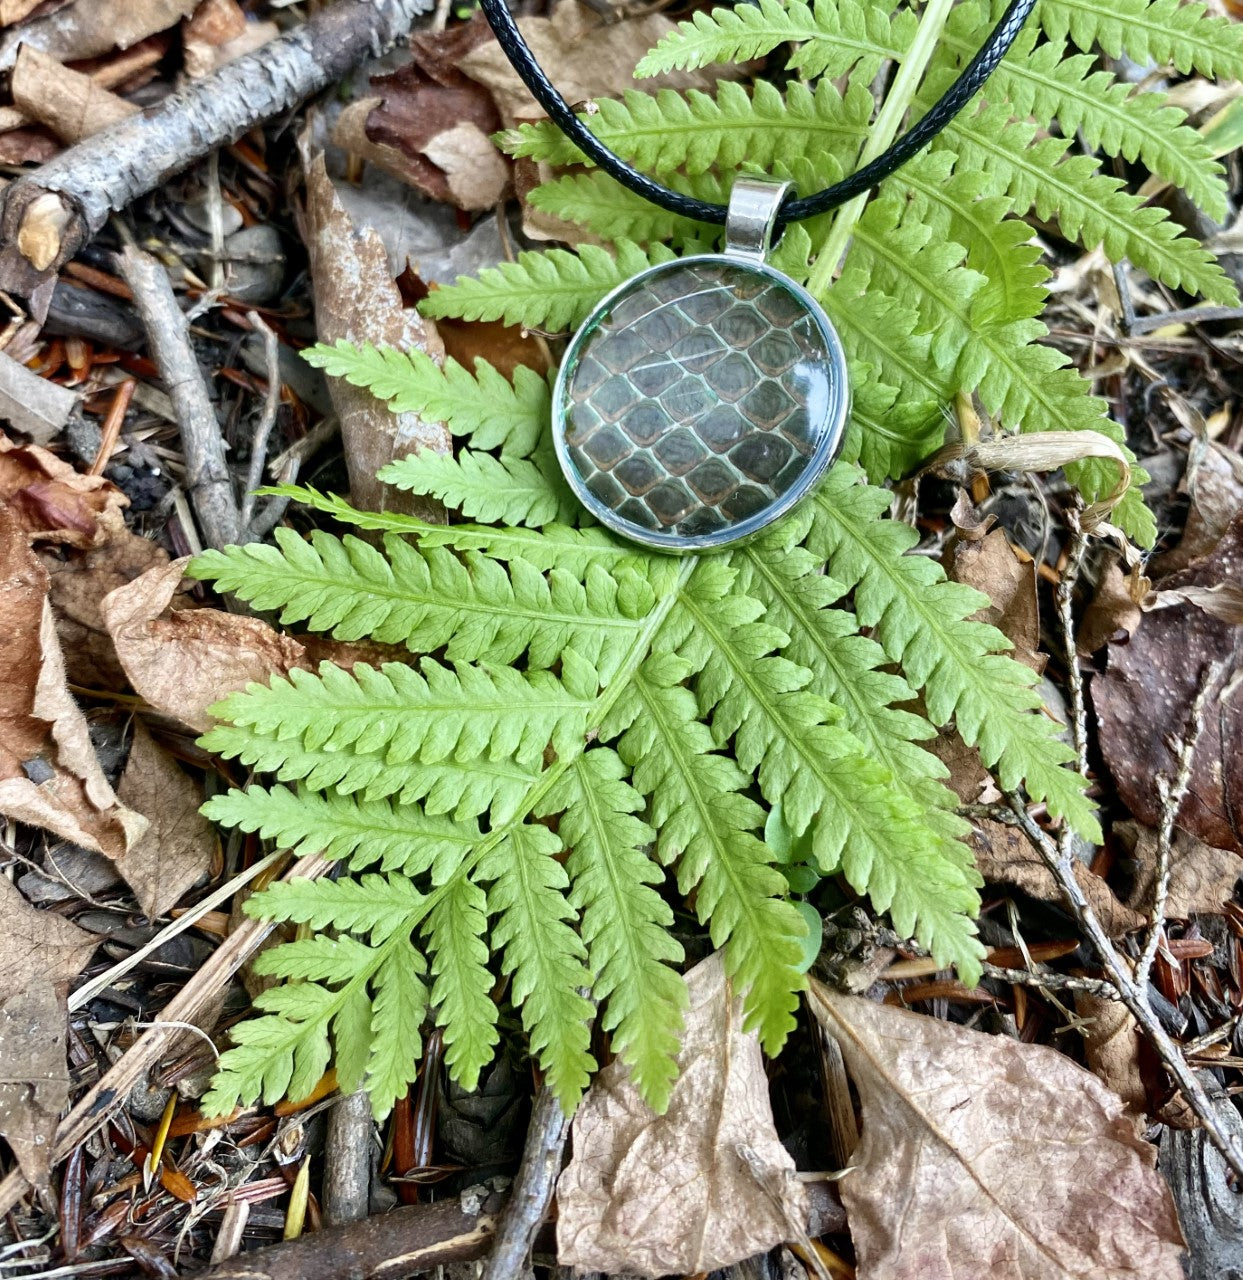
left=188, top=532, right=655, bottom=681
left=202, top=784, right=479, bottom=877
left=1039, top=0, right=1243, bottom=79
left=635, top=0, right=911, bottom=80
left=207, top=658, right=595, bottom=767
left=301, top=344, right=550, bottom=457
left=365, top=938, right=429, bottom=1118
left=807, top=466, right=1101, bottom=841
left=379, top=449, right=570, bottom=527
left=543, top=748, right=687, bottom=1110
left=503, top=79, right=872, bottom=178
left=248, top=872, right=425, bottom=941
left=477, top=824, right=596, bottom=1107
left=938, top=7, right=1227, bottom=217
left=941, top=103, right=1238, bottom=305
left=419, top=241, right=679, bottom=331
left=423, top=875, right=499, bottom=1090
left=528, top=171, right=720, bottom=246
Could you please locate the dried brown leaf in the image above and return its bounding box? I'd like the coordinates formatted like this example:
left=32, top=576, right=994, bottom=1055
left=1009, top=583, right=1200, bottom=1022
left=810, top=981, right=1185, bottom=1280
left=1078, top=561, right=1146, bottom=655
left=971, top=819, right=1144, bottom=938
left=183, top=0, right=275, bottom=78
left=557, top=952, right=807, bottom=1276
left=458, top=0, right=725, bottom=126
left=0, top=978, right=69, bottom=1187
left=0, top=349, right=77, bottom=444
left=1093, top=514, right=1243, bottom=853
left=1156, top=440, right=1243, bottom=576
left=1074, top=987, right=1145, bottom=1113
left=1115, top=820, right=1241, bottom=919
left=115, top=721, right=214, bottom=917
left=0, top=432, right=125, bottom=548
left=11, top=44, right=137, bottom=143
left=947, top=526, right=1043, bottom=672
left=0, top=0, right=44, bottom=26
left=0, top=507, right=144, bottom=857
left=101, top=558, right=306, bottom=733
left=0, top=0, right=198, bottom=69
left=300, top=152, right=450, bottom=518
left=0, top=875, right=95, bottom=992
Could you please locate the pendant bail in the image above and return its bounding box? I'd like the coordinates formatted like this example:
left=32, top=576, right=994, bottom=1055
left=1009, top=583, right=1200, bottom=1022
left=724, top=178, right=792, bottom=265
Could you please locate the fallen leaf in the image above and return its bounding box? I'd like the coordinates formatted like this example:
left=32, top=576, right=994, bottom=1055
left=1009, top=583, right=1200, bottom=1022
left=0, top=432, right=125, bottom=548
left=0, top=124, right=59, bottom=165
left=299, top=151, right=451, bottom=519
left=101, top=558, right=307, bottom=733
left=971, top=818, right=1144, bottom=938
left=43, top=506, right=170, bottom=689
left=947, top=526, right=1043, bottom=672
left=0, top=0, right=199, bottom=70
left=115, top=722, right=215, bottom=917
left=810, top=981, right=1185, bottom=1280
left=0, top=875, right=96, bottom=993
left=1115, top=820, right=1241, bottom=919
left=0, top=0, right=44, bottom=26
left=182, top=0, right=276, bottom=77
left=1075, top=986, right=1145, bottom=1113
left=0, top=349, right=77, bottom=444
left=1155, top=440, right=1243, bottom=576
left=458, top=0, right=725, bottom=126
left=436, top=315, right=551, bottom=381
left=0, top=507, right=145, bottom=858
left=11, top=44, right=138, bottom=143
left=1093, top=514, right=1243, bottom=853
left=0, top=979, right=69, bottom=1186
left=556, top=952, right=807, bottom=1277
left=1078, top=560, right=1146, bottom=655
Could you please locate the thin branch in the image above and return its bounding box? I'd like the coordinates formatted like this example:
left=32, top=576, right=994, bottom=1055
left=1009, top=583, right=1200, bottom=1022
left=981, top=963, right=1120, bottom=999
left=1135, top=659, right=1227, bottom=987
left=481, top=1086, right=569, bottom=1280
left=1056, top=508, right=1091, bottom=777
left=240, top=310, right=283, bottom=534
left=1004, top=796, right=1243, bottom=1180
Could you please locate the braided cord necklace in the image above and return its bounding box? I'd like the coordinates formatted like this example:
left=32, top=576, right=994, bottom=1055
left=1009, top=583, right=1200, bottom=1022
left=480, top=0, right=1039, bottom=550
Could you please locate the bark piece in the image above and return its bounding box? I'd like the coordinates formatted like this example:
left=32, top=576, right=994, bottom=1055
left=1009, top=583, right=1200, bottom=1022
left=115, top=721, right=215, bottom=917
left=0, top=979, right=69, bottom=1187
left=101, top=558, right=306, bottom=733
left=0, top=874, right=95, bottom=993
left=11, top=45, right=138, bottom=144
left=0, top=0, right=433, bottom=312
left=0, top=349, right=77, bottom=444
left=1093, top=514, right=1243, bottom=853
left=0, top=432, right=124, bottom=548
left=970, top=817, right=1144, bottom=937
left=0, top=507, right=144, bottom=858
left=301, top=152, right=449, bottom=518
left=557, top=952, right=808, bottom=1277
left=810, top=982, right=1185, bottom=1280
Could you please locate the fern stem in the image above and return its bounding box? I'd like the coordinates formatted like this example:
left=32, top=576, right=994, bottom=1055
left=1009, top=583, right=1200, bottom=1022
left=805, top=0, right=956, bottom=297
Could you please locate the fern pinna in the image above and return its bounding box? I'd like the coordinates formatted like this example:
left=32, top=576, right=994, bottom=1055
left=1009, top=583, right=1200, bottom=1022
left=192, top=0, right=1232, bottom=1117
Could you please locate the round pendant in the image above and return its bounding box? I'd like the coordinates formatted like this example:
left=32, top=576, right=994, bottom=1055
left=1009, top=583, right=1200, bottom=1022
left=552, top=253, right=849, bottom=552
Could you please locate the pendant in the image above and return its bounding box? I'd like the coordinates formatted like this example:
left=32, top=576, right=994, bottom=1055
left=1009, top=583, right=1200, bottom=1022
left=552, top=178, right=850, bottom=552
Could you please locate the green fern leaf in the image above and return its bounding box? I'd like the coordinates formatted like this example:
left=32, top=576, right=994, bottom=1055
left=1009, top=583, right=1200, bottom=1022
left=379, top=449, right=569, bottom=527
left=478, top=824, right=596, bottom=1107
left=543, top=749, right=687, bottom=1110
left=247, top=872, right=425, bottom=941
left=301, top=344, right=550, bottom=457
left=365, top=939, right=429, bottom=1119
left=252, top=933, right=377, bottom=984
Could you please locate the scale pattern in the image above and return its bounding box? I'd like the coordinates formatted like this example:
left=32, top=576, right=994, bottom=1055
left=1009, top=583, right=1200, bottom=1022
left=561, top=261, right=835, bottom=539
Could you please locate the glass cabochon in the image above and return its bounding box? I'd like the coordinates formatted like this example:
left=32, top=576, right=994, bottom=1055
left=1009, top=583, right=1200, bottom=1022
left=553, top=255, right=849, bottom=551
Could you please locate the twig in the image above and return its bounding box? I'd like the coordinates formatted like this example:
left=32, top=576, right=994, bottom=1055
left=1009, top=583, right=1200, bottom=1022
left=0, top=852, right=332, bottom=1217
left=0, top=0, right=433, bottom=316
left=481, top=1086, right=569, bottom=1280
left=1004, top=797, right=1243, bottom=1180
left=981, top=963, right=1119, bottom=999
left=1134, top=660, right=1225, bottom=987
left=239, top=311, right=284, bottom=534
left=119, top=244, right=242, bottom=549
left=197, top=1190, right=509, bottom=1280
left=87, top=377, right=135, bottom=476
left=1056, top=508, right=1091, bottom=776
left=322, top=1090, right=373, bottom=1228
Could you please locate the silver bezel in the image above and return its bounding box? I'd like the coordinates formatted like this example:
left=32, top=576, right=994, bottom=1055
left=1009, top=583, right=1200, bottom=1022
left=551, top=253, right=850, bottom=553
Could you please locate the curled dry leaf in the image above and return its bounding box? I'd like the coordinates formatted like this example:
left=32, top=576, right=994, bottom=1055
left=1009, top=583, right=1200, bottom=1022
left=810, top=981, right=1185, bottom=1280
left=1078, top=561, right=1146, bottom=655
left=1156, top=439, right=1243, bottom=576
left=0, top=432, right=125, bottom=548
left=1093, top=513, right=1243, bottom=853
left=300, top=152, right=450, bottom=518
left=11, top=44, right=138, bottom=143
left=0, top=0, right=199, bottom=70
left=100, top=558, right=306, bottom=733
left=183, top=0, right=276, bottom=78
left=970, top=818, right=1144, bottom=938
left=557, top=952, right=808, bottom=1277
left=946, top=526, right=1043, bottom=673
left=0, top=978, right=70, bottom=1187
left=115, top=721, right=215, bottom=918
left=0, top=507, right=144, bottom=858
left=1115, top=820, right=1241, bottom=919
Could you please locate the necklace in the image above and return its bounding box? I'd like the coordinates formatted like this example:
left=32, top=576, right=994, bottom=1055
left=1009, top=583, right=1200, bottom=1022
left=480, top=0, right=1039, bottom=551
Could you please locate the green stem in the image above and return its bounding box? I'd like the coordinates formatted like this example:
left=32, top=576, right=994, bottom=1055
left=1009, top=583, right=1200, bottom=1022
left=805, top=0, right=957, bottom=298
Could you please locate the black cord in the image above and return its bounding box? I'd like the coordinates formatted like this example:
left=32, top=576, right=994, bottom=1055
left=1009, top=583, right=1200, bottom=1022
left=479, top=0, right=1038, bottom=228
